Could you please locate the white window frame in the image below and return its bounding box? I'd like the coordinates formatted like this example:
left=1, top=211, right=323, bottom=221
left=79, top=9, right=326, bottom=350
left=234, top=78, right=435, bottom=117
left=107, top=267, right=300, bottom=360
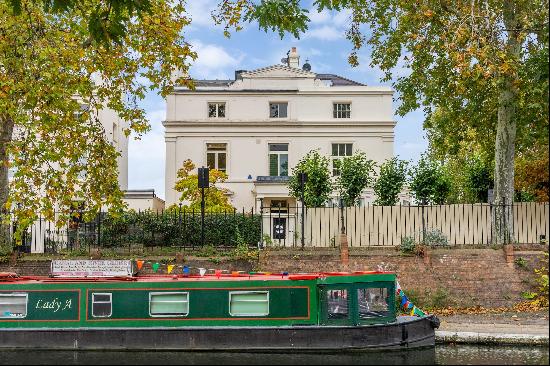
left=333, top=103, right=351, bottom=119
left=268, top=143, right=289, bottom=177
left=331, top=143, right=353, bottom=176
left=149, top=292, right=189, bottom=318
left=206, top=142, right=228, bottom=173
left=0, top=293, right=28, bottom=319
left=208, top=102, right=226, bottom=118
left=229, top=291, right=269, bottom=317
left=269, top=102, right=288, bottom=119
left=91, top=293, right=112, bottom=318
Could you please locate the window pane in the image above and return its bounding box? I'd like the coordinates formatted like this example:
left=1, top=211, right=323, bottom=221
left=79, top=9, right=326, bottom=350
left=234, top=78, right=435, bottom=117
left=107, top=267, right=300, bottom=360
left=207, top=153, right=215, bottom=170
left=279, top=154, right=288, bottom=176
left=93, top=294, right=111, bottom=302
left=269, top=104, right=279, bottom=118
left=327, top=289, right=348, bottom=319
left=92, top=303, right=112, bottom=317
left=230, top=292, right=269, bottom=316
left=339, top=144, right=345, bottom=156
left=0, top=295, right=27, bottom=318
left=332, top=144, right=338, bottom=156
left=358, top=288, right=390, bottom=319
left=217, top=103, right=225, bottom=117
left=279, top=103, right=288, bottom=118
left=269, top=144, right=288, bottom=152
left=150, top=293, right=188, bottom=316
left=269, top=154, right=279, bottom=176
left=151, top=301, right=188, bottom=315
left=218, top=153, right=226, bottom=171
left=208, top=104, right=217, bottom=117
left=346, top=144, right=353, bottom=156
left=206, top=143, right=227, bottom=151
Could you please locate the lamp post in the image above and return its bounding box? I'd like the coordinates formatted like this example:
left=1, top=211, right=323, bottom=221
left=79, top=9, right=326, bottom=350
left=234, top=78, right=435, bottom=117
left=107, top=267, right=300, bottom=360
left=298, top=172, right=308, bottom=250
left=197, top=166, right=209, bottom=247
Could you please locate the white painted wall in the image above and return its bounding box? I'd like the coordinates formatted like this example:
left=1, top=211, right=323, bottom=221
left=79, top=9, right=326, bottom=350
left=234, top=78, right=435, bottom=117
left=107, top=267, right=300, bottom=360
left=164, top=63, right=396, bottom=210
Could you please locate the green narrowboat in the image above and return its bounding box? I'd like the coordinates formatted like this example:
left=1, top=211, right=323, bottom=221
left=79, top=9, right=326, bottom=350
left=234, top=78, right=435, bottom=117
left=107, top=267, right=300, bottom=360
left=0, top=270, right=439, bottom=351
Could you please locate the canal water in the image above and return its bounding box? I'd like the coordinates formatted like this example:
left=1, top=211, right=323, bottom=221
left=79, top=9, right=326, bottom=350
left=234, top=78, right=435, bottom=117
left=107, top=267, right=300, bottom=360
left=0, top=345, right=548, bottom=365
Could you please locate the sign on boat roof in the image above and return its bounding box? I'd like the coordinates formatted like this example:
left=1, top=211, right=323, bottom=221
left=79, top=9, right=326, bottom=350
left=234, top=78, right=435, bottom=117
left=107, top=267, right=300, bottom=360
left=50, top=260, right=133, bottom=278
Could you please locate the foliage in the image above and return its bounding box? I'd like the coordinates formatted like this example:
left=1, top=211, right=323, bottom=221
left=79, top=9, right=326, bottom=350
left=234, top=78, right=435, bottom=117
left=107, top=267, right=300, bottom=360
left=422, top=229, right=448, bottom=247
left=373, top=157, right=409, bottom=206
left=174, top=160, right=234, bottom=211
left=0, top=0, right=196, bottom=243
left=213, top=0, right=309, bottom=39
left=515, top=145, right=549, bottom=202
left=337, top=152, right=376, bottom=206
left=7, top=0, right=154, bottom=45
left=399, top=229, right=448, bottom=254
left=214, top=0, right=549, bottom=245
left=288, top=150, right=333, bottom=207
left=409, top=155, right=450, bottom=205
left=399, top=236, right=416, bottom=254
left=99, top=208, right=261, bottom=248
left=514, top=257, right=527, bottom=269
left=521, top=252, right=549, bottom=308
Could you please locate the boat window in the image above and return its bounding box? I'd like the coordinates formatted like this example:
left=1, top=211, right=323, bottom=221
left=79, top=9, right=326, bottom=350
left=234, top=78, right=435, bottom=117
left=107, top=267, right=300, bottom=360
left=92, top=293, right=112, bottom=318
left=0, top=293, right=27, bottom=319
left=357, top=288, right=390, bottom=319
left=229, top=291, right=269, bottom=316
left=149, top=292, right=189, bottom=317
left=326, top=289, right=348, bottom=319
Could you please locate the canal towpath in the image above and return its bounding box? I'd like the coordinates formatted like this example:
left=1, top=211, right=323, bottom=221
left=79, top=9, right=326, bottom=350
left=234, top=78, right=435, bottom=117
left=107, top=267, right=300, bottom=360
left=436, top=310, right=549, bottom=346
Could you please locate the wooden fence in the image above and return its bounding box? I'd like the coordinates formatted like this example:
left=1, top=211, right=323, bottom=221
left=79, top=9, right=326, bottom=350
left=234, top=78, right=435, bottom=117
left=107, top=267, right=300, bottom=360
left=265, top=202, right=549, bottom=247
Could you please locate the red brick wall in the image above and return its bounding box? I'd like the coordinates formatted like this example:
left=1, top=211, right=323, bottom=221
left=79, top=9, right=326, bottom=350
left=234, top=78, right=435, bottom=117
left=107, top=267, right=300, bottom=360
left=1, top=248, right=546, bottom=309
left=258, top=248, right=547, bottom=308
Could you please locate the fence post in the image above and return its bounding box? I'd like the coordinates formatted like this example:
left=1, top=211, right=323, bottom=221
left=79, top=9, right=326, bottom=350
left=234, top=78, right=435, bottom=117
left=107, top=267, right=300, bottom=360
left=96, top=211, right=101, bottom=248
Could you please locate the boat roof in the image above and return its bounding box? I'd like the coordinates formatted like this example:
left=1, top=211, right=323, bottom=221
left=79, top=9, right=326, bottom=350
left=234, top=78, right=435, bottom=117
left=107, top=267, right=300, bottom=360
left=0, top=271, right=395, bottom=284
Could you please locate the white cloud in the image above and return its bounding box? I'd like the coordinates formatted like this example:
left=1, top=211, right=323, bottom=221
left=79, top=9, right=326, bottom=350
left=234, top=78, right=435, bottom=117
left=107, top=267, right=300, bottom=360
left=187, top=0, right=217, bottom=27
left=189, top=41, right=244, bottom=79
left=304, top=26, right=343, bottom=41
left=332, top=9, right=352, bottom=27
left=308, top=9, right=331, bottom=24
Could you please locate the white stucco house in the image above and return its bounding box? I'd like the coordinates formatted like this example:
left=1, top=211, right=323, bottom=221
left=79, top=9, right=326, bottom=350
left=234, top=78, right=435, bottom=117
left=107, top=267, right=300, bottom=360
left=164, top=47, right=398, bottom=212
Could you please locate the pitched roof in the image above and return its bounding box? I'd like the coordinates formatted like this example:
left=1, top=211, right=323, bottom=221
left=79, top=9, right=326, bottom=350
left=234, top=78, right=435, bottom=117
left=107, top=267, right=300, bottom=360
left=315, top=74, right=365, bottom=86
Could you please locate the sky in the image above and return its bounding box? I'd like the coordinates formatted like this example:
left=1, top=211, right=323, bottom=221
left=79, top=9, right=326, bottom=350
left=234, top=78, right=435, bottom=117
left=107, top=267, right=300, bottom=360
left=127, top=0, right=429, bottom=200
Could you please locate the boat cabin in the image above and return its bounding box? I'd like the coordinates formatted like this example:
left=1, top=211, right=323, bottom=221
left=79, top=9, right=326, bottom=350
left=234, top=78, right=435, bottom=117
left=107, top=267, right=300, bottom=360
left=0, top=272, right=396, bottom=329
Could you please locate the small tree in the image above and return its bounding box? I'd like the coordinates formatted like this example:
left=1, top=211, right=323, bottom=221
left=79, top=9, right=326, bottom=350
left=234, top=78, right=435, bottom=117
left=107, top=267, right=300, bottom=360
left=410, top=155, right=450, bottom=205
left=288, top=150, right=332, bottom=207
left=373, top=157, right=409, bottom=206
left=338, top=152, right=376, bottom=206
left=174, top=160, right=233, bottom=211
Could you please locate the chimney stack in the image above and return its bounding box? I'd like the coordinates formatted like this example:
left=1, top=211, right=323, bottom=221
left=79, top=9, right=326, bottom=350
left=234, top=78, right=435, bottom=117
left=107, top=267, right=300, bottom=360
left=288, top=47, right=300, bottom=68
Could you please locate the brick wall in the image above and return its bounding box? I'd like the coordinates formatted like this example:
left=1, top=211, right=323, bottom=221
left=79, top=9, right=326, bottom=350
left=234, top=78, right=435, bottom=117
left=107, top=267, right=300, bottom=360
left=1, top=248, right=546, bottom=309
left=258, top=248, right=547, bottom=308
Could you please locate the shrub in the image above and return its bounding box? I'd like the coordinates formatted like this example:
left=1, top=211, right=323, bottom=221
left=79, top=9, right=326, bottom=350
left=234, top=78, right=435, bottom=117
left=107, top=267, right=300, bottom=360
left=422, top=229, right=449, bottom=247
left=99, top=209, right=261, bottom=248
left=400, top=236, right=416, bottom=254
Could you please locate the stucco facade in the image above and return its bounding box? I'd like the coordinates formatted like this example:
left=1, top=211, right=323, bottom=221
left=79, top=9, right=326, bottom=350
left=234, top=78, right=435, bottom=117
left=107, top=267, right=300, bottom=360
left=164, top=48, right=396, bottom=210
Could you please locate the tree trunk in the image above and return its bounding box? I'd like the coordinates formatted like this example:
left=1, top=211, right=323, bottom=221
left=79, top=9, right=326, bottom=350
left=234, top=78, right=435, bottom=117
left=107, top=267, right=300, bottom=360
left=493, top=0, right=520, bottom=245
left=0, top=114, right=14, bottom=251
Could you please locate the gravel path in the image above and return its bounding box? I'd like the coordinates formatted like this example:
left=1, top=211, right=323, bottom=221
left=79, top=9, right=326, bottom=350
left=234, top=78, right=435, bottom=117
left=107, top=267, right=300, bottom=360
left=438, top=311, right=549, bottom=335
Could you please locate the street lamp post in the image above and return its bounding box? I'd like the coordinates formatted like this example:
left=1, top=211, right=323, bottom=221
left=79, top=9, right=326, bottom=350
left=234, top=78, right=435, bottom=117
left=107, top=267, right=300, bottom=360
left=298, top=172, right=308, bottom=250
left=197, top=166, right=209, bottom=247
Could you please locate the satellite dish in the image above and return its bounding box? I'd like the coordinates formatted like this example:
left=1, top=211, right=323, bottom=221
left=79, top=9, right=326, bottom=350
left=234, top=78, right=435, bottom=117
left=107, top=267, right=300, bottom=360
left=302, top=62, right=311, bottom=72
left=281, top=57, right=288, bottom=65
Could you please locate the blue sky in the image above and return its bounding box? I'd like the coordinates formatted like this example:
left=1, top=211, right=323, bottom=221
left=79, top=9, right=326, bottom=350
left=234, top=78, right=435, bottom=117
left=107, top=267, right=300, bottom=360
left=128, top=0, right=428, bottom=199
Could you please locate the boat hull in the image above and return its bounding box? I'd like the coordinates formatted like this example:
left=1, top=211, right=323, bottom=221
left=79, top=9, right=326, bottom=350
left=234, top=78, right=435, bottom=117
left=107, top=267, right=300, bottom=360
left=0, top=316, right=437, bottom=351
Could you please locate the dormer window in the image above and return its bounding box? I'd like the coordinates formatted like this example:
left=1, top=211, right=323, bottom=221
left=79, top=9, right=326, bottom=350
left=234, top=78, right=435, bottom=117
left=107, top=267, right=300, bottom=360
left=269, top=103, right=288, bottom=118
left=208, top=102, right=226, bottom=118
left=333, top=103, right=351, bottom=118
